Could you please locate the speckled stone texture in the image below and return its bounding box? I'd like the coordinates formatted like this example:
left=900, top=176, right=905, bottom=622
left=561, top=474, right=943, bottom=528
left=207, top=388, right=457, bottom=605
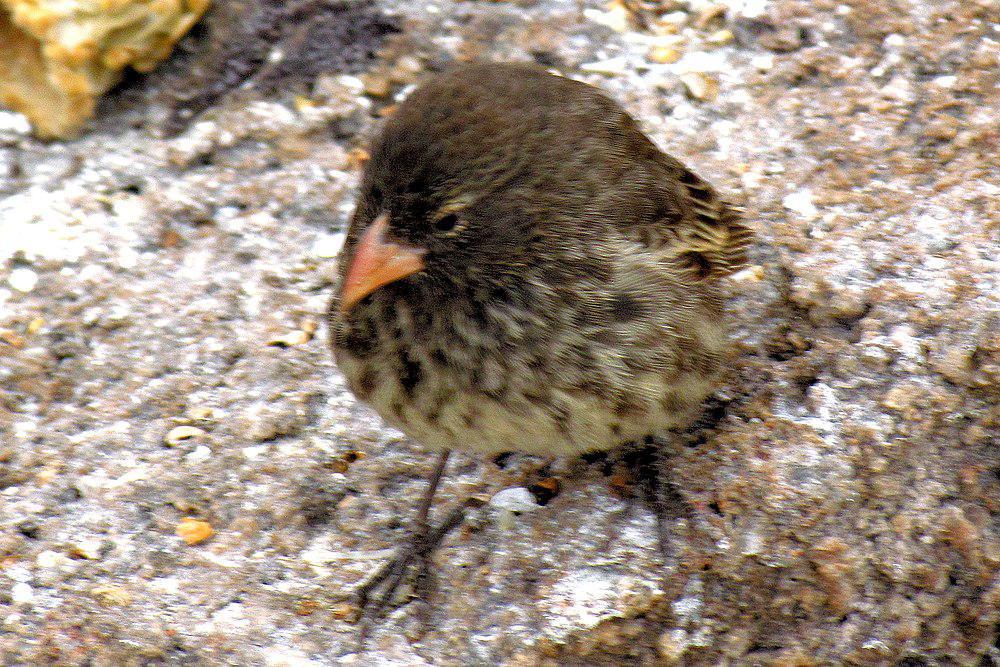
left=1, top=0, right=997, bottom=664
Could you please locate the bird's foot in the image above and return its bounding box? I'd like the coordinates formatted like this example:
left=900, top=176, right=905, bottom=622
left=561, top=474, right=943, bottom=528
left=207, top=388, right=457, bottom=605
left=354, top=504, right=466, bottom=644
left=595, top=437, right=717, bottom=569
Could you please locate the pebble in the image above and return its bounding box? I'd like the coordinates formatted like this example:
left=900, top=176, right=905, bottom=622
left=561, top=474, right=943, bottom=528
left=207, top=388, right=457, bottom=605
left=390, top=56, right=423, bottom=82
left=583, top=3, right=629, bottom=33
left=680, top=72, right=719, bottom=101
left=860, top=345, right=891, bottom=367
left=883, top=33, right=906, bottom=48
left=186, top=406, right=219, bottom=423
left=312, top=233, right=346, bottom=258
left=660, top=11, right=688, bottom=26
left=36, top=550, right=72, bottom=569
left=361, top=72, right=392, bottom=98
left=238, top=402, right=305, bottom=442
left=707, top=29, right=734, bottom=45
left=751, top=54, right=775, bottom=71
left=264, top=649, right=323, bottom=667
left=91, top=585, right=133, bottom=607
left=8, top=268, right=38, bottom=293
left=0, top=111, right=31, bottom=134
left=69, top=538, right=103, bottom=560
left=176, top=517, right=215, bottom=545
left=490, top=487, right=542, bottom=513
left=732, top=0, right=769, bottom=19
left=185, top=445, right=213, bottom=463
left=10, top=583, right=33, bottom=604
left=782, top=188, right=819, bottom=220
left=657, top=628, right=689, bottom=663
left=242, top=444, right=270, bottom=460
left=165, top=426, right=206, bottom=447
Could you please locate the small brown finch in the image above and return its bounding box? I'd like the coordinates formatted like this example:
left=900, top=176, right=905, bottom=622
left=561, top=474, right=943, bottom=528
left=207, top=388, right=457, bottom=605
left=328, top=61, right=751, bottom=620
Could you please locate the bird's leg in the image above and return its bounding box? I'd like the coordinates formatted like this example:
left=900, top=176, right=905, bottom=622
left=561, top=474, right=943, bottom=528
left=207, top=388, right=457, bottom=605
left=648, top=448, right=689, bottom=562
left=416, top=449, right=452, bottom=533
left=618, top=438, right=693, bottom=563
left=409, top=447, right=451, bottom=621
left=355, top=449, right=464, bottom=636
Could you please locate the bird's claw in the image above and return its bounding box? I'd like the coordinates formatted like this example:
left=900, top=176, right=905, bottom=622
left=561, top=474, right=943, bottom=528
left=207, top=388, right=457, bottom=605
left=354, top=505, right=467, bottom=646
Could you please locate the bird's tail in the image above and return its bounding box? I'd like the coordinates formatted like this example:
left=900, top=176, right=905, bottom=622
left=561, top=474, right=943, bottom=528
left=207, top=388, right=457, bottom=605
left=670, top=169, right=753, bottom=281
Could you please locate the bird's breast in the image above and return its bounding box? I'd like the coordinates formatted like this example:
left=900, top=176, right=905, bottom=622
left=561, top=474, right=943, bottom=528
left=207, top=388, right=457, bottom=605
left=332, top=292, right=724, bottom=456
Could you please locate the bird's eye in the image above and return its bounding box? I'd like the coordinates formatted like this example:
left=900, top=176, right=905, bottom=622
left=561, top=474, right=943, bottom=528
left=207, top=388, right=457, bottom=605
left=435, top=214, right=459, bottom=232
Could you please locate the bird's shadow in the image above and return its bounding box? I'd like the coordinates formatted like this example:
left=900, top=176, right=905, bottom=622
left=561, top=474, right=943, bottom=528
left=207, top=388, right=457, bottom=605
left=489, top=389, right=742, bottom=563
left=349, top=388, right=748, bottom=649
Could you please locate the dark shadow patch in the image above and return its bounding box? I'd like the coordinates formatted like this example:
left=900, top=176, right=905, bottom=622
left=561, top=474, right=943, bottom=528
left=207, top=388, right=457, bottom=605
left=527, top=478, right=560, bottom=506
left=16, top=521, right=41, bottom=539
left=298, top=475, right=348, bottom=528
left=492, top=451, right=515, bottom=468
left=159, top=0, right=400, bottom=135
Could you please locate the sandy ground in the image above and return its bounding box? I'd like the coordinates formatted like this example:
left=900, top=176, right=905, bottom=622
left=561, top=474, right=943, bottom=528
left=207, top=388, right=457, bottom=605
left=1, top=0, right=997, bottom=664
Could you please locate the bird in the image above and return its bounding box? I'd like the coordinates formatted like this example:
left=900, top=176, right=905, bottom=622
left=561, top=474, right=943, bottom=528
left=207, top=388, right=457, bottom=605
left=327, top=60, right=751, bottom=621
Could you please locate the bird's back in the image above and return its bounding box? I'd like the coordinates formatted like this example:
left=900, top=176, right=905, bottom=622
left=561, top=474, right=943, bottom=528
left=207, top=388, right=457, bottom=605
left=384, top=62, right=751, bottom=282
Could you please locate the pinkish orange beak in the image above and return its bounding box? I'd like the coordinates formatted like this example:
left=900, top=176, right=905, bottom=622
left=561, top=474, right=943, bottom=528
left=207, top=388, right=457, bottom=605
left=339, top=213, right=426, bottom=313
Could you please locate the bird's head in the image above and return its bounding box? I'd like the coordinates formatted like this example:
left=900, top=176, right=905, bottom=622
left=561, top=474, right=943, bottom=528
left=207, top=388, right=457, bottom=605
left=337, top=70, right=546, bottom=315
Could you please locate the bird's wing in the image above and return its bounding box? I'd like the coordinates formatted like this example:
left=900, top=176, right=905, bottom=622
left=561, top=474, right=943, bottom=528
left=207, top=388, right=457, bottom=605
left=612, top=143, right=753, bottom=282
left=660, top=162, right=752, bottom=281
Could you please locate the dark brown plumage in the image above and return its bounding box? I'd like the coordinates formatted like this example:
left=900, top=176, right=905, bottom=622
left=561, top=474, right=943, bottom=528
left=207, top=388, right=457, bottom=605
left=327, top=62, right=751, bottom=624
left=330, top=61, right=751, bottom=459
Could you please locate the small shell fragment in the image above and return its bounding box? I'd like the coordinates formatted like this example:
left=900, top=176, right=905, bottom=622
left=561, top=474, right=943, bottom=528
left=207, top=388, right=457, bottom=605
left=707, top=29, right=735, bottom=45
left=680, top=72, right=720, bottom=101
left=176, top=517, right=215, bottom=545
left=268, top=329, right=310, bottom=347
left=490, top=487, right=542, bottom=513
left=164, top=426, right=205, bottom=447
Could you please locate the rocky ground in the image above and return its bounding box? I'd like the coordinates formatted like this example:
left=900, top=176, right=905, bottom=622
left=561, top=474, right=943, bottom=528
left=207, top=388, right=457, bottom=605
left=1, top=0, right=997, bottom=664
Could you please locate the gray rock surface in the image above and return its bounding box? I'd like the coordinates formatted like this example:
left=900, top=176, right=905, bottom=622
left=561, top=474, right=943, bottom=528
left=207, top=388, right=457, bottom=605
left=1, top=0, right=997, bottom=664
